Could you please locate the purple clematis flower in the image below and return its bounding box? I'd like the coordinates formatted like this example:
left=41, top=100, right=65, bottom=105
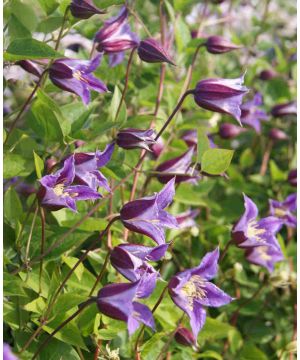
left=271, top=101, right=297, bottom=117
left=219, top=122, right=247, bottom=139
left=137, top=38, right=175, bottom=65
left=116, top=128, right=156, bottom=151
left=70, top=0, right=105, bottom=19
left=110, top=243, right=169, bottom=298
left=176, top=209, right=200, bottom=229
left=269, top=128, right=289, bottom=141
left=240, top=93, right=269, bottom=133
left=245, top=245, right=284, bottom=273
left=120, top=178, right=178, bottom=245
left=269, top=194, right=297, bottom=228
left=174, top=326, right=198, bottom=349
left=97, top=280, right=155, bottom=335
left=95, top=7, right=139, bottom=54
left=16, top=60, right=42, bottom=78
left=168, top=248, right=233, bottom=339
left=155, top=147, right=200, bottom=184
left=232, top=194, right=283, bottom=249
left=108, top=51, right=125, bottom=67
left=73, top=143, right=114, bottom=192
left=3, top=343, right=18, bottom=360
left=49, top=55, right=107, bottom=105
left=259, top=69, right=278, bottom=81
left=205, top=36, right=242, bottom=54
left=193, top=75, right=249, bottom=125
left=38, top=156, right=100, bottom=212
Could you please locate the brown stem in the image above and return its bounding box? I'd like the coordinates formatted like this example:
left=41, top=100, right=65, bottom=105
left=259, top=139, right=274, bottom=176
left=219, top=240, right=233, bottom=262
left=39, top=207, right=46, bottom=294
left=115, top=48, right=136, bottom=122
left=54, top=5, right=70, bottom=51
left=32, top=298, right=96, bottom=360
left=89, top=41, right=97, bottom=59
left=134, top=285, right=169, bottom=353
left=18, top=320, right=46, bottom=354
left=94, top=339, right=102, bottom=360
left=88, top=250, right=111, bottom=297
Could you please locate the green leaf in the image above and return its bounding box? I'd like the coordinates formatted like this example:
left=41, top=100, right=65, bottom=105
left=4, top=154, right=32, bottom=178
left=4, top=38, right=61, bottom=61
left=10, top=0, right=38, bottom=32
left=8, top=14, right=31, bottom=41
left=37, top=0, right=59, bottom=15
left=39, top=338, right=81, bottom=360
left=198, top=318, right=235, bottom=341
left=141, top=332, right=166, bottom=360
left=174, top=16, right=191, bottom=52
left=33, top=151, right=44, bottom=179
left=240, top=148, right=255, bottom=169
left=62, top=256, right=85, bottom=281
left=110, top=85, right=126, bottom=123
left=198, top=350, right=223, bottom=360
left=201, top=149, right=234, bottom=175
left=270, top=160, right=286, bottom=182
left=240, top=342, right=268, bottom=360
left=197, top=129, right=210, bottom=163
left=37, top=17, right=64, bottom=33
left=24, top=297, right=46, bottom=314
left=4, top=187, right=23, bottom=225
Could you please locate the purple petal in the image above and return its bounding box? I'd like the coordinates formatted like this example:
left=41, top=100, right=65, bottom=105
left=189, top=303, right=207, bottom=339
left=245, top=245, right=284, bottom=273
left=96, top=143, right=115, bottom=167
left=65, top=185, right=101, bottom=200
left=57, top=155, right=75, bottom=185
left=233, top=194, right=259, bottom=232
left=127, top=301, right=155, bottom=335
left=118, top=243, right=169, bottom=261
left=157, top=177, right=176, bottom=209
left=192, top=248, right=219, bottom=280
left=196, top=282, right=233, bottom=307
left=122, top=218, right=166, bottom=245
left=108, top=52, right=125, bottom=67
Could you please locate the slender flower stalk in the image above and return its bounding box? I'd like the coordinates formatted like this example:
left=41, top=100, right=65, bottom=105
left=38, top=207, right=46, bottom=294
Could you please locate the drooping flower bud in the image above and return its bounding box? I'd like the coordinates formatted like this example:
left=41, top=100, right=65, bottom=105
left=288, top=169, right=297, bottom=187
left=219, top=123, right=247, bottom=139
left=70, top=0, right=105, bottom=19
left=269, top=128, right=289, bottom=141
left=174, top=327, right=198, bottom=350
left=116, top=128, right=156, bottom=151
left=16, top=60, right=42, bottom=78
left=259, top=69, right=278, bottom=81
left=271, top=102, right=297, bottom=117
left=205, top=36, right=241, bottom=54
left=193, top=75, right=249, bottom=125
left=151, top=137, right=164, bottom=158
left=137, top=38, right=175, bottom=65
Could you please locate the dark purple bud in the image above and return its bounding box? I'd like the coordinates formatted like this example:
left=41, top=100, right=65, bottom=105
left=70, top=0, right=105, bottom=19
left=116, top=128, right=156, bottom=151
left=45, top=157, right=57, bottom=173
left=288, top=169, right=297, bottom=187
left=16, top=60, right=42, bottom=77
left=74, top=140, right=86, bottom=148
left=259, top=69, right=278, bottom=81
left=95, top=7, right=139, bottom=53
left=271, top=102, right=297, bottom=117
left=219, top=123, right=247, bottom=139
left=205, top=36, right=242, bottom=54
left=269, top=128, right=289, bottom=141
left=174, top=327, right=198, bottom=349
left=137, top=38, right=175, bottom=65
left=193, top=75, right=249, bottom=125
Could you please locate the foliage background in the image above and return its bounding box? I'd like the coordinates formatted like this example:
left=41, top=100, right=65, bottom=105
left=3, top=0, right=297, bottom=359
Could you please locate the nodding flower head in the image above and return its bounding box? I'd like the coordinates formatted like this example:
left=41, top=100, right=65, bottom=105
left=38, top=155, right=100, bottom=212
left=70, top=0, right=106, bottom=19
left=271, top=101, right=297, bottom=118
left=174, top=326, right=198, bottom=350
left=269, top=128, right=289, bottom=141
left=193, top=75, right=249, bottom=125
left=232, top=194, right=283, bottom=249
left=116, top=128, right=156, bottom=151
left=49, top=55, right=107, bottom=105
left=97, top=280, right=155, bottom=335
left=95, top=7, right=139, bottom=54
left=137, top=38, right=175, bottom=65
left=168, top=248, right=233, bottom=339
left=269, top=193, right=297, bottom=228
left=120, top=178, right=178, bottom=245
left=245, top=245, right=284, bottom=273
left=205, top=36, right=242, bottom=54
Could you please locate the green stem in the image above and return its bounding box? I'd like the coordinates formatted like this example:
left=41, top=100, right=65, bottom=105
left=38, top=207, right=46, bottom=294
left=88, top=250, right=111, bottom=297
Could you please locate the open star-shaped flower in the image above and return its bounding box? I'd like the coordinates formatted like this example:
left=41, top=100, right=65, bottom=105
left=168, top=248, right=233, bottom=339
left=232, top=194, right=283, bottom=249
left=269, top=193, right=297, bottom=228
left=245, top=245, right=284, bottom=273
left=120, top=178, right=178, bottom=245
left=38, top=156, right=100, bottom=212
left=97, top=280, right=155, bottom=335
left=49, top=55, right=107, bottom=105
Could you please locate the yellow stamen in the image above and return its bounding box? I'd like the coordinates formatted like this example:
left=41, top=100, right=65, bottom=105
left=257, top=246, right=272, bottom=261
left=274, top=208, right=287, bottom=218
left=73, top=70, right=88, bottom=83
left=53, top=183, right=65, bottom=196
left=180, top=275, right=207, bottom=310
left=247, top=220, right=266, bottom=242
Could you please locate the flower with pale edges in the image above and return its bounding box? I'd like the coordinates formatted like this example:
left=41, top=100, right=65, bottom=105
left=168, top=248, right=233, bottom=339
left=240, top=93, right=269, bottom=133
left=70, top=0, right=105, bottom=19
left=110, top=243, right=169, bottom=298
left=232, top=194, right=283, bottom=249
left=49, top=55, right=107, bottom=105
left=245, top=245, right=284, bottom=273
left=38, top=156, right=100, bottom=212
left=97, top=280, right=155, bottom=335
left=269, top=193, right=297, bottom=228
left=120, top=178, right=178, bottom=245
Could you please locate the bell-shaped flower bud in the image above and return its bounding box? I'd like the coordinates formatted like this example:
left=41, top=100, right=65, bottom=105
left=70, top=0, right=106, bottom=19
left=137, top=38, right=175, bottom=65
left=174, top=326, right=198, bottom=350
left=269, top=128, right=289, bottom=141
left=193, top=75, right=249, bottom=125
left=259, top=69, right=278, bottom=81
left=219, top=123, right=247, bottom=139
left=151, top=137, right=164, bottom=159
left=16, top=60, right=42, bottom=78
left=271, top=102, right=297, bottom=117
left=205, top=36, right=242, bottom=54
left=288, top=169, right=297, bottom=187
left=116, top=128, right=156, bottom=151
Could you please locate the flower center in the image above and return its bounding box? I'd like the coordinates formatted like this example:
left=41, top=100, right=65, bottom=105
left=274, top=208, right=287, bottom=218
left=247, top=220, right=266, bottom=242
left=53, top=183, right=65, bottom=196
left=73, top=70, right=87, bottom=83
left=180, top=275, right=207, bottom=310
left=257, top=246, right=272, bottom=261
